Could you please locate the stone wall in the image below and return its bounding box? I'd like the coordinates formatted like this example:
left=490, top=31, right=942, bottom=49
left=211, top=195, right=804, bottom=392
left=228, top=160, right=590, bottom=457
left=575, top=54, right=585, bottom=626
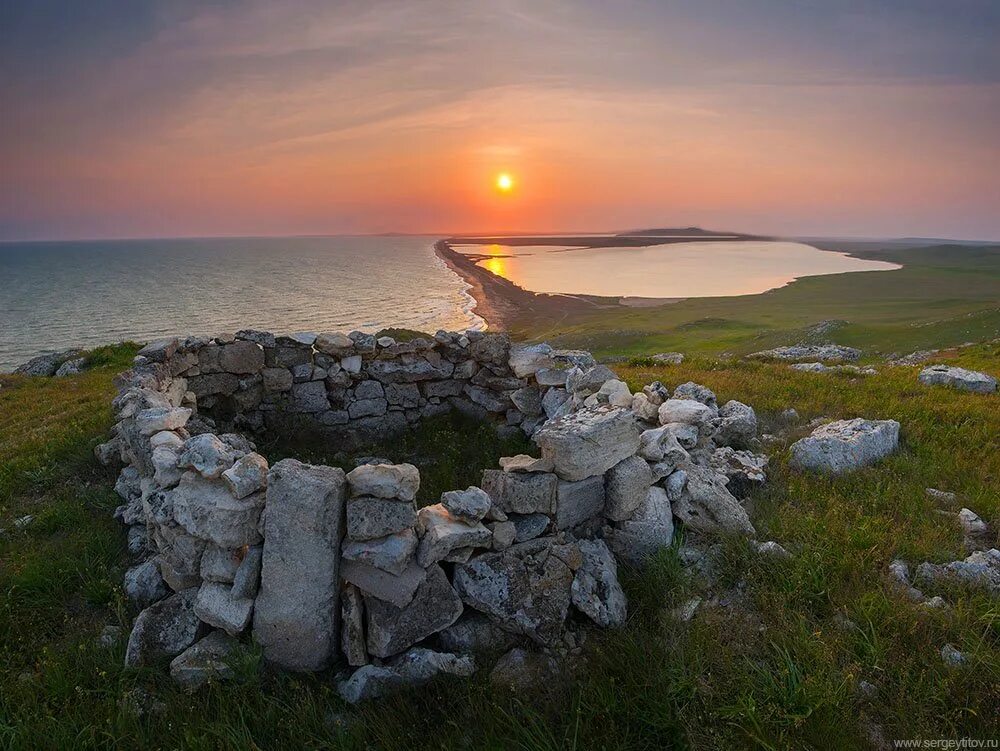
left=100, top=329, right=771, bottom=700
left=140, top=329, right=598, bottom=447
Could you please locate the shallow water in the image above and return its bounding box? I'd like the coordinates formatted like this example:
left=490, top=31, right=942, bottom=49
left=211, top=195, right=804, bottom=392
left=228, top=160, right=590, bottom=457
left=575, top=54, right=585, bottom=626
left=451, top=240, right=900, bottom=299
left=0, top=236, right=483, bottom=370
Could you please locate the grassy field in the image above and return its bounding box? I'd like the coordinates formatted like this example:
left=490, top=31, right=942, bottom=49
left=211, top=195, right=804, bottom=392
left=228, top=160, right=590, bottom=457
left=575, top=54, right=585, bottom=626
left=510, top=243, right=1000, bottom=360
left=1, top=336, right=998, bottom=749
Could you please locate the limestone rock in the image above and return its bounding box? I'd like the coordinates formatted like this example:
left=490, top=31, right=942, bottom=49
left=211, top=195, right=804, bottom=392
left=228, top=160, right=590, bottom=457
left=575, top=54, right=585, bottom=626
left=440, top=486, right=492, bottom=522
left=125, top=589, right=200, bottom=667
left=631, top=392, right=660, bottom=422
left=672, top=382, right=717, bottom=407
left=438, top=612, right=519, bottom=654
left=915, top=548, right=1000, bottom=595
left=657, top=399, right=716, bottom=431
left=672, top=464, right=755, bottom=537
left=136, top=407, right=191, bottom=436
left=253, top=459, right=346, bottom=671
left=509, top=343, right=555, bottom=377
left=533, top=405, right=640, bottom=481
left=453, top=539, right=574, bottom=646
left=341, top=558, right=427, bottom=608
left=124, top=560, right=170, bottom=606
left=365, top=564, right=463, bottom=658
left=341, top=585, right=368, bottom=667
left=169, top=631, right=239, bottom=691
left=571, top=539, right=627, bottom=628
left=555, top=476, right=605, bottom=530
left=342, top=529, right=418, bottom=575
left=193, top=581, right=253, bottom=636
left=177, top=434, right=239, bottom=480
left=789, top=419, right=900, bottom=474
left=230, top=544, right=262, bottom=599
left=604, top=456, right=653, bottom=521
left=481, top=469, right=557, bottom=515
left=346, top=463, right=420, bottom=502
left=710, top=447, right=768, bottom=495
left=221, top=453, right=268, bottom=499
left=416, top=504, right=492, bottom=567
left=716, top=400, right=757, bottom=448
left=918, top=365, right=997, bottom=394
left=346, top=497, right=417, bottom=541
left=337, top=648, right=474, bottom=704
left=637, top=425, right=690, bottom=465
left=490, top=520, right=517, bottom=550
left=499, top=455, right=554, bottom=474
left=171, top=472, right=264, bottom=548
left=490, top=647, right=560, bottom=691
left=749, top=344, right=861, bottom=362
left=509, top=513, right=550, bottom=542
left=218, top=341, right=264, bottom=373
left=651, top=352, right=684, bottom=365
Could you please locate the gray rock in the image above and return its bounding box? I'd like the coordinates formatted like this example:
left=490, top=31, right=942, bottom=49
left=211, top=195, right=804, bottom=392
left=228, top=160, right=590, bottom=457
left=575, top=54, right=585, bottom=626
left=169, top=631, right=239, bottom=691
left=416, top=504, right=492, bottom=567
left=650, top=352, right=684, bottom=365
left=346, top=497, right=417, bottom=541
left=135, top=407, right=192, bottom=435
left=555, top=475, right=605, bottom=530
left=534, top=405, right=640, bottom=481
left=341, top=584, right=368, bottom=667
left=657, top=399, right=716, bottom=433
left=509, top=343, right=555, bottom=378
left=489, top=520, right=517, bottom=550
left=261, top=367, right=293, bottom=392
left=637, top=425, right=690, bottom=465
left=541, top=387, right=571, bottom=420
left=221, top=452, right=268, bottom=498
left=290, top=380, right=329, bottom=412
left=218, top=341, right=264, bottom=373
left=631, top=392, right=660, bottom=422
left=749, top=344, right=861, bottom=362
left=464, top=384, right=510, bottom=413
left=535, top=367, right=569, bottom=387
left=194, top=581, right=254, bottom=636
left=337, top=648, right=475, bottom=704
left=125, top=589, right=200, bottom=667
left=315, top=332, right=354, bottom=357
left=509, top=513, right=550, bottom=542
left=253, top=459, right=346, bottom=671
left=230, top=544, right=263, bottom=599
left=566, top=364, right=617, bottom=395
left=349, top=398, right=389, bottom=418
left=510, top=386, right=544, bottom=416
left=481, top=469, right=558, bottom=515
left=498, top=455, right=555, bottom=474
left=918, top=365, right=997, bottom=394
left=365, top=564, right=463, bottom=658
left=124, top=560, right=170, bottom=606
left=789, top=419, right=900, bottom=474
left=672, top=463, right=755, bottom=536
left=940, top=644, right=966, bottom=667
left=710, top=447, right=768, bottom=495
left=171, top=472, right=264, bottom=548
left=14, top=348, right=84, bottom=376
left=672, top=382, right=717, bottom=407
left=604, top=452, right=653, bottom=521
left=490, top=647, right=560, bottom=691
left=342, top=529, right=418, bottom=575
left=367, top=357, right=454, bottom=383
left=236, top=329, right=276, bottom=348
left=716, top=400, right=757, bottom=447
left=440, top=486, right=492, bottom=522
left=915, top=548, right=1000, bottom=595
left=346, top=463, right=420, bottom=502
left=453, top=539, right=574, bottom=646
left=54, top=357, right=86, bottom=377
left=126, top=524, right=149, bottom=556
left=438, top=612, right=519, bottom=654
left=178, top=434, right=239, bottom=480
left=341, top=558, right=427, bottom=608
left=571, top=539, right=627, bottom=628
left=200, top=546, right=241, bottom=583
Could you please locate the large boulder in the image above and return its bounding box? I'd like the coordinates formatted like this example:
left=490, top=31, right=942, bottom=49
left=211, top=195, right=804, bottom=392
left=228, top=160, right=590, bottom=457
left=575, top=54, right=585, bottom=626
left=789, top=418, right=900, bottom=474
left=533, top=406, right=640, bottom=481
left=125, top=589, right=200, bottom=667
left=918, top=365, right=997, bottom=394
left=364, top=564, right=463, bottom=658
left=252, top=459, right=346, bottom=671
left=672, top=463, right=755, bottom=537
left=571, top=539, right=627, bottom=628
left=453, top=538, right=574, bottom=646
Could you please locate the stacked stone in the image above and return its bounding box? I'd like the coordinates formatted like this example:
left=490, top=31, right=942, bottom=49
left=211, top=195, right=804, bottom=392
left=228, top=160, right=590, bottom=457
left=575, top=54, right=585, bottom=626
left=100, top=328, right=775, bottom=701
left=140, top=331, right=603, bottom=447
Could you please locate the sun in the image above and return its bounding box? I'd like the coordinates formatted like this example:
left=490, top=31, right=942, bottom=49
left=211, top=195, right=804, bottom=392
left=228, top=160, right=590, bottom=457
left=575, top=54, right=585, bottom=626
left=495, top=173, right=514, bottom=192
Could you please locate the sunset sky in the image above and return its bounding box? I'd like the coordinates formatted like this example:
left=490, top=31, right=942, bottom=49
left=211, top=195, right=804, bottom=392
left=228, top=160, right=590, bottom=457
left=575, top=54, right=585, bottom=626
left=1, top=1, right=998, bottom=241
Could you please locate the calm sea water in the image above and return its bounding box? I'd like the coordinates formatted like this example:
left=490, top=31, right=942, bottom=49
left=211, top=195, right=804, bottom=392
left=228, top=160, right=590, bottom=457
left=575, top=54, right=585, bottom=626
left=451, top=241, right=901, bottom=299
left=0, top=236, right=483, bottom=371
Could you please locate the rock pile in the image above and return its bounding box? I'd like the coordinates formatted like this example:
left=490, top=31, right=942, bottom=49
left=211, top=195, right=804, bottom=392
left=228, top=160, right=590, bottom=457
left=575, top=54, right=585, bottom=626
left=99, top=329, right=774, bottom=700
left=748, top=344, right=861, bottom=363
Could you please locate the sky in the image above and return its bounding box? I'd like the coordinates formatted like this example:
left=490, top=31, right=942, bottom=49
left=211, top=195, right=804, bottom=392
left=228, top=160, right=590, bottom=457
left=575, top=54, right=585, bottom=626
left=1, top=0, right=998, bottom=241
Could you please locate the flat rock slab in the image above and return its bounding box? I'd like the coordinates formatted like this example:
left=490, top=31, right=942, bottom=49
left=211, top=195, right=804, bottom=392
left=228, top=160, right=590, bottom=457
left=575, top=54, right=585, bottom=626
left=453, top=538, right=573, bottom=646
left=252, top=459, right=346, bottom=671
left=918, top=365, right=997, bottom=394
left=533, top=405, right=640, bottom=481
left=789, top=418, right=900, bottom=474
left=364, top=564, right=463, bottom=658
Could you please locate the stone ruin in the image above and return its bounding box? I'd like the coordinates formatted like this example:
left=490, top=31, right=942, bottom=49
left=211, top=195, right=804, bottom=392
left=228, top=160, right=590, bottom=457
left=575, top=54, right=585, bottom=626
left=98, top=329, right=770, bottom=701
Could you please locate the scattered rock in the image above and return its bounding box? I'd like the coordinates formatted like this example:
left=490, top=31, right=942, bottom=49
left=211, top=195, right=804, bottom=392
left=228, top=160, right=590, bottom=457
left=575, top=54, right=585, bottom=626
left=918, top=365, right=997, bottom=394
left=650, top=352, right=684, bottom=365
left=915, top=548, right=1000, bottom=595
left=789, top=419, right=900, bottom=474
left=940, top=643, right=966, bottom=667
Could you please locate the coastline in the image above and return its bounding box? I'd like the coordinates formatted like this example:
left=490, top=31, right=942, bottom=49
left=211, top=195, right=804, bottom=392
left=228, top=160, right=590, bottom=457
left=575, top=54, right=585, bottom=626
left=433, top=239, right=613, bottom=330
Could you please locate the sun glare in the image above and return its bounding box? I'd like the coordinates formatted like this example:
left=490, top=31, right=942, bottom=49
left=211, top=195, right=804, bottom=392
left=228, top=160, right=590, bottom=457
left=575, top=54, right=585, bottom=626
left=496, top=173, right=514, bottom=192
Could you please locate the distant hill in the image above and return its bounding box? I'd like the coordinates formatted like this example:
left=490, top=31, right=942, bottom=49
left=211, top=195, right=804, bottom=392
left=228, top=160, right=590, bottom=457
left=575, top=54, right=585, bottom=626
left=617, top=226, right=768, bottom=239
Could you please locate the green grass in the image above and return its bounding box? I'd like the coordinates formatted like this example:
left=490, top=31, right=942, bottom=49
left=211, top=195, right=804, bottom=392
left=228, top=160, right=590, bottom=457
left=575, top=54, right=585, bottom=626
left=511, top=243, right=1000, bottom=360
left=2, top=341, right=999, bottom=749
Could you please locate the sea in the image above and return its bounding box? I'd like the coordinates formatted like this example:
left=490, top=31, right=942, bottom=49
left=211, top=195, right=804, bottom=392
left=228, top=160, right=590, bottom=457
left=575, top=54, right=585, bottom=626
left=0, top=236, right=483, bottom=371
left=0, top=235, right=901, bottom=372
